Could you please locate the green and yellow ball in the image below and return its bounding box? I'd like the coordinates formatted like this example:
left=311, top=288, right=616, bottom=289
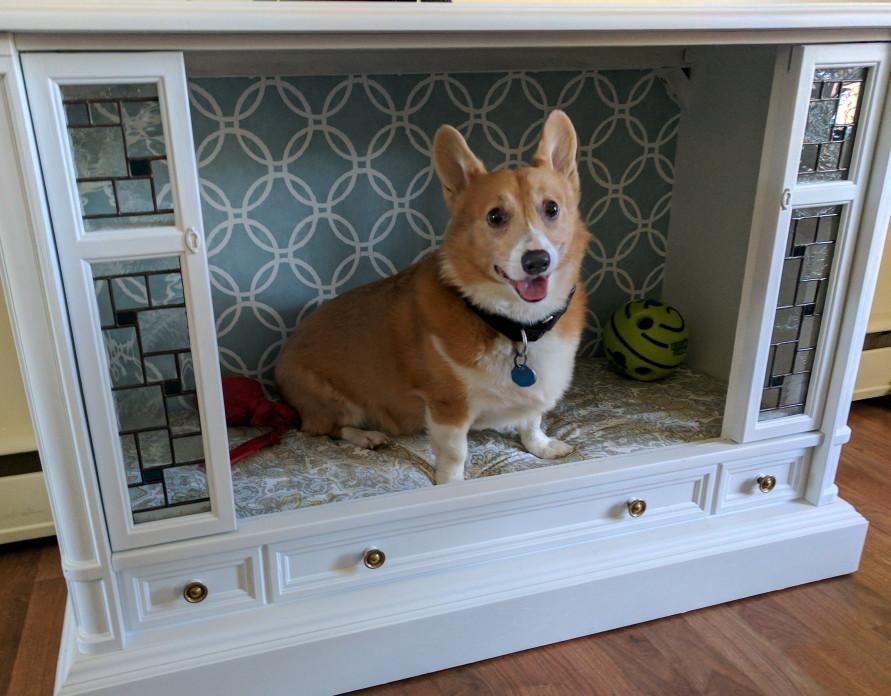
left=603, top=300, right=688, bottom=381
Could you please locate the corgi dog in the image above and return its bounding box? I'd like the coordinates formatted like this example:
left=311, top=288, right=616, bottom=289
left=275, top=110, right=591, bottom=484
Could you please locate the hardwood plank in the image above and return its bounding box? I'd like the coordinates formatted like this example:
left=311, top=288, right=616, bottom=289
left=596, top=617, right=753, bottom=694
left=5, top=575, right=67, bottom=696
left=34, top=541, right=63, bottom=583
left=0, top=539, right=43, bottom=696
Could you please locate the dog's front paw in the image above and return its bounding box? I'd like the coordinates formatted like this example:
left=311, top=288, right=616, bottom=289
left=434, top=466, right=464, bottom=485
left=528, top=438, right=574, bottom=460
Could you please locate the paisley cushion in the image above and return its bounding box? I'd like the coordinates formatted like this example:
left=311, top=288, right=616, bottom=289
left=210, top=358, right=726, bottom=518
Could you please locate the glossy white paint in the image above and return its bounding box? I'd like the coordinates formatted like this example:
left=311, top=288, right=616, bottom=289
left=0, top=1, right=890, bottom=35
left=119, top=547, right=264, bottom=632
left=806, top=61, right=891, bottom=505
left=662, top=44, right=777, bottom=382
left=725, top=43, right=891, bottom=444
left=109, top=434, right=822, bottom=571
left=712, top=449, right=811, bottom=514
left=53, top=499, right=867, bottom=696
left=0, top=14, right=886, bottom=695
left=0, top=36, right=124, bottom=654
left=23, top=52, right=235, bottom=551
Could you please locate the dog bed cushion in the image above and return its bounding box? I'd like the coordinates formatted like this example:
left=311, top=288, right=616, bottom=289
left=202, top=357, right=726, bottom=518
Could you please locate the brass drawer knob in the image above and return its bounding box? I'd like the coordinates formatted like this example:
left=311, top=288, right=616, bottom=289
left=363, top=548, right=386, bottom=569
left=757, top=475, right=777, bottom=494
left=183, top=581, right=208, bottom=604
left=627, top=499, right=647, bottom=518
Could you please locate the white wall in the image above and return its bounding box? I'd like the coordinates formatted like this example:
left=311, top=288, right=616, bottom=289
left=0, top=283, right=53, bottom=543
left=0, top=282, right=36, bottom=456
left=853, top=223, right=891, bottom=399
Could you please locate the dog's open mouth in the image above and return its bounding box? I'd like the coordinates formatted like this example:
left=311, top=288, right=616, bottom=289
left=495, top=266, right=549, bottom=303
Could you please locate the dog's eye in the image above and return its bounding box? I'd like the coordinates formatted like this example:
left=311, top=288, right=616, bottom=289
left=543, top=200, right=560, bottom=220
left=487, top=207, right=508, bottom=228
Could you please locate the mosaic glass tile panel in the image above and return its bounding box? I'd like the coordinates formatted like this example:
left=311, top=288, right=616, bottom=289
left=91, top=255, right=210, bottom=523
left=759, top=205, right=842, bottom=421
left=798, top=67, right=867, bottom=183
left=61, top=83, right=175, bottom=231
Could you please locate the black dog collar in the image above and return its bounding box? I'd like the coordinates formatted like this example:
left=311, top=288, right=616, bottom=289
left=463, top=286, right=577, bottom=343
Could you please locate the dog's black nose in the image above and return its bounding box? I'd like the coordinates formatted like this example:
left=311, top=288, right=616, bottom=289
left=521, top=249, right=551, bottom=276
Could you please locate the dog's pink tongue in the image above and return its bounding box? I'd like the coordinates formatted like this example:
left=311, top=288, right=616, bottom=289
left=516, top=276, right=549, bottom=302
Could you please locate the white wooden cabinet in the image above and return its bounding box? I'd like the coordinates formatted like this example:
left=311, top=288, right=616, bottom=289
left=0, top=3, right=890, bottom=695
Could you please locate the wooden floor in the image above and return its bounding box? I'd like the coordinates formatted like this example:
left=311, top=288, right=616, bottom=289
left=2, top=398, right=889, bottom=696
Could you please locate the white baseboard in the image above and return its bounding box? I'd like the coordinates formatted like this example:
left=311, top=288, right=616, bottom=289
left=55, top=499, right=867, bottom=696
left=852, top=346, right=891, bottom=400
left=0, top=471, right=54, bottom=544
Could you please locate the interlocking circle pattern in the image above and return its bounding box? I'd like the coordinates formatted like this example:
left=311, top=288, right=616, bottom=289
left=188, top=70, right=679, bottom=392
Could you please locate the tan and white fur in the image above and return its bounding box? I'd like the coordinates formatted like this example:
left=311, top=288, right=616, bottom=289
left=275, top=110, right=591, bottom=484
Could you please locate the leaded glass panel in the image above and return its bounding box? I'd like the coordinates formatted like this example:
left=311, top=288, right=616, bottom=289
left=61, top=83, right=175, bottom=231
left=91, top=256, right=209, bottom=522
left=798, top=67, right=867, bottom=183
left=759, top=206, right=841, bottom=421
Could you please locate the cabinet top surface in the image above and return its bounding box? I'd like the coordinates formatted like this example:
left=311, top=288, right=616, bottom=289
left=0, top=0, right=890, bottom=36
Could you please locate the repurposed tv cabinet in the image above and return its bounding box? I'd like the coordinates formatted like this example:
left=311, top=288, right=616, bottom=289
left=0, top=3, right=890, bottom=694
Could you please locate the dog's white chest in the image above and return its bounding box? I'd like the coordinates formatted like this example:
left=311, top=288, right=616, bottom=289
left=433, top=333, right=578, bottom=430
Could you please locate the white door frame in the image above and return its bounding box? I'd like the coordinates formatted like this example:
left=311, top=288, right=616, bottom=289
left=22, top=52, right=235, bottom=550
left=724, top=43, right=891, bottom=443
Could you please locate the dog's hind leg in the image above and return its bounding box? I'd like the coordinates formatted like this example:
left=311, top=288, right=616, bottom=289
left=275, top=363, right=390, bottom=449
left=338, top=427, right=390, bottom=449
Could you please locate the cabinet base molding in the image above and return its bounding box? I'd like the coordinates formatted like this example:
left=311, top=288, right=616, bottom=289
left=54, top=498, right=866, bottom=696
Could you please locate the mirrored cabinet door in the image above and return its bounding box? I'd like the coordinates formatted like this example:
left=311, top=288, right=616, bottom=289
left=23, top=53, right=234, bottom=550
left=726, top=43, right=891, bottom=443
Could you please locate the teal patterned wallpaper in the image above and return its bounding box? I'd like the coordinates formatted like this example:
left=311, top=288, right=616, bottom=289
left=188, top=70, right=680, bottom=392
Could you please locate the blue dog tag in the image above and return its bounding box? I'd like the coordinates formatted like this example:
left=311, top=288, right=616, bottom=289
left=511, top=364, right=536, bottom=387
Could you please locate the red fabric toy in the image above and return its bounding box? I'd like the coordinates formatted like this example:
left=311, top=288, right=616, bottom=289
left=221, top=376, right=300, bottom=465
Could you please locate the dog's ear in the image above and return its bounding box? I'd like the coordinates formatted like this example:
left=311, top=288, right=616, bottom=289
left=533, top=110, right=579, bottom=192
left=433, top=126, right=486, bottom=207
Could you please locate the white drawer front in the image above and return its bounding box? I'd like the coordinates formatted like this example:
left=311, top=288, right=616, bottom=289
left=269, top=466, right=715, bottom=602
left=714, top=449, right=810, bottom=513
left=120, top=548, right=264, bottom=631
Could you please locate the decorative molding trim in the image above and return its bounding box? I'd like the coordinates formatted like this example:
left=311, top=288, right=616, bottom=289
left=57, top=498, right=866, bottom=696
left=0, top=48, right=125, bottom=654
left=1, top=2, right=891, bottom=35
left=268, top=466, right=714, bottom=603
left=111, top=434, right=822, bottom=570
left=12, top=29, right=891, bottom=55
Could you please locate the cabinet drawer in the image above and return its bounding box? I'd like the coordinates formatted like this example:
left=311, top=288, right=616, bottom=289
left=120, top=548, right=264, bottom=631
left=714, top=449, right=810, bottom=513
left=269, top=466, right=715, bottom=602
